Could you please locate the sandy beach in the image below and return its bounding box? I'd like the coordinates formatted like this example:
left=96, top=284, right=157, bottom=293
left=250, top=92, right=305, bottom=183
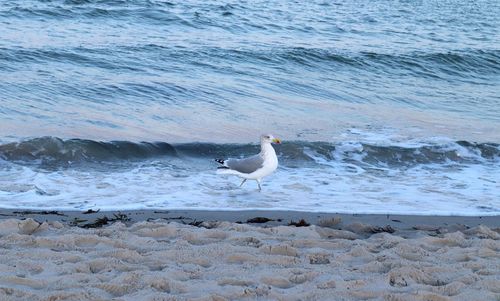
left=1, top=0, right=499, bottom=300
left=0, top=210, right=498, bottom=301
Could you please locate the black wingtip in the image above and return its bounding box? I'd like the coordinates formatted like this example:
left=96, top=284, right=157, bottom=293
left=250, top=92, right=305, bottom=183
left=215, top=159, right=225, bottom=165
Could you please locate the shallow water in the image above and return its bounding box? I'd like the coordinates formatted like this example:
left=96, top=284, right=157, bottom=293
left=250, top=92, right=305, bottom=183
left=0, top=134, right=498, bottom=215
left=0, top=0, right=499, bottom=214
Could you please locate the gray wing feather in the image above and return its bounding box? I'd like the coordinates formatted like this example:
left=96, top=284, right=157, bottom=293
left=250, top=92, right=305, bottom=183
left=226, top=154, right=264, bottom=174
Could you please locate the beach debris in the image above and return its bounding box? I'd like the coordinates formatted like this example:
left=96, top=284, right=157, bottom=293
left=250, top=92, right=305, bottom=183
left=345, top=222, right=395, bottom=234
left=370, top=225, right=395, bottom=234
left=318, top=217, right=342, bottom=228
left=288, top=219, right=310, bottom=227
left=111, top=212, right=131, bottom=222
left=164, top=216, right=192, bottom=221
left=69, top=217, right=88, bottom=225
left=186, top=220, right=203, bottom=227
left=13, top=210, right=66, bottom=216
left=247, top=217, right=274, bottom=223
left=81, top=217, right=110, bottom=228
left=70, top=212, right=131, bottom=228
left=184, top=220, right=219, bottom=229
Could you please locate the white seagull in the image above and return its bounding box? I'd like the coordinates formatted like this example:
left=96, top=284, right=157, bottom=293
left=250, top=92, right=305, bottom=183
left=216, top=134, right=281, bottom=191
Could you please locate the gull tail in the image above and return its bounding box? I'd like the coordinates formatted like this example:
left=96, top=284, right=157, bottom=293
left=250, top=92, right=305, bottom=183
left=215, top=159, right=229, bottom=173
left=215, top=159, right=226, bottom=166
left=215, top=158, right=238, bottom=175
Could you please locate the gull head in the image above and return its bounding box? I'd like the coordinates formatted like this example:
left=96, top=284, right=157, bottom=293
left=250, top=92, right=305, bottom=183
left=261, top=134, right=281, bottom=144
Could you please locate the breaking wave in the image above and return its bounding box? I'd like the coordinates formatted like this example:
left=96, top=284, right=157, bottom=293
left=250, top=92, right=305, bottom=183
left=1, top=137, right=498, bottom=168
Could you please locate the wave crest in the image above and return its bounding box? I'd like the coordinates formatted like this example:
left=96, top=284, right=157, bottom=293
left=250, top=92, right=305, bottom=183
left=1, top=137, right=498, bottom=168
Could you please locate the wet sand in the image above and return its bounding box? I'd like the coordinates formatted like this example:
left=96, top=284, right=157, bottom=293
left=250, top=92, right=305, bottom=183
left=1, top=209, right=499, bottom=229
left=0, top=210, right=499, bottom=300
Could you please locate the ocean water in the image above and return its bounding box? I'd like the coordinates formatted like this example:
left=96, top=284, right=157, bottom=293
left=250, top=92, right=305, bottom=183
left=0, top=0, right=499, bottom=215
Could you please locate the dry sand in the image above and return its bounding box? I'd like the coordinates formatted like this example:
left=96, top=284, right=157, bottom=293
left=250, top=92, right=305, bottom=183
left=0, top=216, right=499, bottom=301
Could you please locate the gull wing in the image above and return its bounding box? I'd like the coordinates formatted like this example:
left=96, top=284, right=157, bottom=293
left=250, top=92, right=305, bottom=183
left=226, top=154, right=264, bottom=174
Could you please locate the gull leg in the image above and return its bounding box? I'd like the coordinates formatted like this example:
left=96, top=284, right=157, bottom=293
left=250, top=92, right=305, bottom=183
left=256, top=179, right=262, bottom=192
left=239, top=179, right=247, bottom=187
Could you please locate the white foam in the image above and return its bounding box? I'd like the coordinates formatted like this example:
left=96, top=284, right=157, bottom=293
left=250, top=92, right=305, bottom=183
left=0, top=155, right=498, bottom=215
left=1, top=129, right=498, bottom=215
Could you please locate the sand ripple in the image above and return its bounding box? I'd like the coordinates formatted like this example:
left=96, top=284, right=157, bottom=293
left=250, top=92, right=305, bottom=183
left=0, top=218, right=498, bottom=300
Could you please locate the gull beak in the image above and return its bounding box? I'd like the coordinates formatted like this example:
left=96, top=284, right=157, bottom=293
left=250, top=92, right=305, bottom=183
left=272, top=138, right=281, bottom=144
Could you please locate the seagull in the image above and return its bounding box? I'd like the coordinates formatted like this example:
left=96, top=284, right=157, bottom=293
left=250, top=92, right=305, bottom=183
left=215, top=134, right=281, bottom=191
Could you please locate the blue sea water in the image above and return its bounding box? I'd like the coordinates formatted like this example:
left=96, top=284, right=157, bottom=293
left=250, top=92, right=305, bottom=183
left=0, top=0, right=499, bottom=214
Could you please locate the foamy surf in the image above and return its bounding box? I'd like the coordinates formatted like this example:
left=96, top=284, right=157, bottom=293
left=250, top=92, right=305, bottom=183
left=0, top=135, right=498, bottom=215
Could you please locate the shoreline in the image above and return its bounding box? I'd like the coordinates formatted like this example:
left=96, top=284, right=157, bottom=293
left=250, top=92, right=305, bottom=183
left=1, top=209, right=498, bottom=230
